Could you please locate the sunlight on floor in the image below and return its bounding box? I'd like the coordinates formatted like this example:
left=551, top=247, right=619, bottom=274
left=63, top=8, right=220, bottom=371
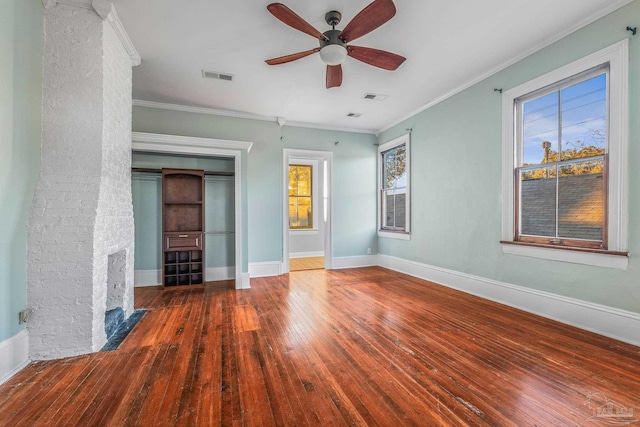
left=290, top=256, right=324, bottom=271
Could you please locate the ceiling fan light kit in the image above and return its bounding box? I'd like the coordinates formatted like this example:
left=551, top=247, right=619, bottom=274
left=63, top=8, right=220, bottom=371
left=320, top=45, right=347, bottom=66
left=265, top=0, right=406, bottom=89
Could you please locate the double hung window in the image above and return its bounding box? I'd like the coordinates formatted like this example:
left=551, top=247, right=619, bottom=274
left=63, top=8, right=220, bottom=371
left=502, top=40, right=628, bottom=268
left=378, top=134, right=410, bottom=239
left=515, top=66, right=608, bottom=248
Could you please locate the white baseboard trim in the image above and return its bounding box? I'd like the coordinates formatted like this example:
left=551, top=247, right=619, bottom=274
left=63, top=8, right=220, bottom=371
left=206, top=267, right=235, bottom=282
left=249, top=261, right=283, bottom=278
left=0, top=329, right=30, bottom=385
left=289, top=251, right=325, bottom=259
left=135, top=267, right=236, bottom=287
left=378, top=254, right=640, bottom=346
left=239, top=272, right=251, bottom=289
left=331, top=255, right=379, bottom=270
left=134, top=269, right=161, bottom=287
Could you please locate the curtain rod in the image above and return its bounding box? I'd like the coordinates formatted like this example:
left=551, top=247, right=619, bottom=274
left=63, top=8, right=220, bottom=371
left=131, top=168, right=234, bottom=177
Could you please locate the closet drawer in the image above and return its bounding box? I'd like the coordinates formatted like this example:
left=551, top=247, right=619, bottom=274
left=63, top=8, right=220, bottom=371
left=165, top=232, right=202, bottom=250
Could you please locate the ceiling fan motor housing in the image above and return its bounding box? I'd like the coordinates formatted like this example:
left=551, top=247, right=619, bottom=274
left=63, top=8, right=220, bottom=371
left=320, top=29, right=346, bottom=49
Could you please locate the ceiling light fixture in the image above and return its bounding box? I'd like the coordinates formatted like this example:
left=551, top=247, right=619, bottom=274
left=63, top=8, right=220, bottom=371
left=319, top=11, right=347, bottom=66
left=320, top=44, right=347, bottom=65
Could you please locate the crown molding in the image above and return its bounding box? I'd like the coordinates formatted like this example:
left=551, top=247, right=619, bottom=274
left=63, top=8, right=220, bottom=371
left=50, top=0, right=92, bottom=10
left=91, top=0, right=110, bottom=18
left=41, top=0, right=141, bottom=66
left=133, top=100, right=276, bottom=123
left=103, top=3, right=141, bottom=66
left=133, top=100, right=376, bottom=135
left=285, top=119, right=376, bottom=135
left=377, top=0, right=634, bottom=134
left=132, top=132, right=253, bottom=153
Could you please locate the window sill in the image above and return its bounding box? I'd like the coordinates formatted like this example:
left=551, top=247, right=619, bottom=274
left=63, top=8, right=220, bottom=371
left=378, top=230, right=411, bottom=241
left=290, top=229, right=319, bottom=236
left=500, top=241, right=628, bottom=270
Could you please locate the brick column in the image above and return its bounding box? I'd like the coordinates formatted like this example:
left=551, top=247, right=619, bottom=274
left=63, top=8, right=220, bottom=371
left=27, top=1, right=138, bottom=360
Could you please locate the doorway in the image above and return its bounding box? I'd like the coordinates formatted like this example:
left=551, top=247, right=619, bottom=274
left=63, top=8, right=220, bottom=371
left=282, top=149, right=333, bottom=274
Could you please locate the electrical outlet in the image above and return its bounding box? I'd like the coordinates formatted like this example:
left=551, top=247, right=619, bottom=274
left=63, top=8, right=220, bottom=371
left=367, top=248, right=372, bottom=255
left=18, top=310, right=28, bottom=324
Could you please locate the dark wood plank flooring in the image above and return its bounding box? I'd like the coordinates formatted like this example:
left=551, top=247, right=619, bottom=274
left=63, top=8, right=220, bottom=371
left=1, top=267, right=639, bottom=426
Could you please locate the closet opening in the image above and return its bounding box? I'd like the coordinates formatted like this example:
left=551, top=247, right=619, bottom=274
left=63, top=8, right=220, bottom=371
left=131, top=152, right=237, bottom=288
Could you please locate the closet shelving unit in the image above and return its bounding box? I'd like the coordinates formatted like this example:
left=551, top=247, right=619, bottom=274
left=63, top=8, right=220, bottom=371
left=162, top=168, right=205, bottom=289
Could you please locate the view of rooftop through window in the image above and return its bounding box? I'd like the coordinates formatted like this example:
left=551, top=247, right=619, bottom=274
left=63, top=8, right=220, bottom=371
left=518, top=70, right=607, bottom=242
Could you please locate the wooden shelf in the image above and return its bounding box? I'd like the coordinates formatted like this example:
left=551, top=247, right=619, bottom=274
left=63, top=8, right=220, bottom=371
left=163, top=250, right=204, bottom=287
left=162, top=169, right=205, bottom=289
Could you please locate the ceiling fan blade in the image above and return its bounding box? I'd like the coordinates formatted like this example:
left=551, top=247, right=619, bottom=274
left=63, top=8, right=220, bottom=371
left=267, top=3, right=328, bottom=41
left=326, top=65, right=343, bottom=88
left=347, top=45, right=406, bottom=70
left=340, top=0, right=396, bottom=43
left=266, top=48, right=321, bottom=65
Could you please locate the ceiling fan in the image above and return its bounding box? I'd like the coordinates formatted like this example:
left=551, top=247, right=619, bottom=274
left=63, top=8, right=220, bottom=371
left=265, top=0, right=406, bottom=89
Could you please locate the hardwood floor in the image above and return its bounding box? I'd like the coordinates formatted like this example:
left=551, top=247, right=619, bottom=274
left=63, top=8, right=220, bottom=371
left=289, top=256, right=324, bottom=271
left=1, top=267, right=639, bottom=426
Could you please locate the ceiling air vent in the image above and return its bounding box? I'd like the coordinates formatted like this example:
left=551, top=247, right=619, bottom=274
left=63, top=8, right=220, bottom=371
left=346, top=112, right=362, bottom=118
left=363, top=93, right=388, bottom=101
left=202, top=70, right=234, bottom=82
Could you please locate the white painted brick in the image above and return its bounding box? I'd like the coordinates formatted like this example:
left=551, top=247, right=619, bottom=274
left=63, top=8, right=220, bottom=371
left=27, top=4, right=135, bottom=361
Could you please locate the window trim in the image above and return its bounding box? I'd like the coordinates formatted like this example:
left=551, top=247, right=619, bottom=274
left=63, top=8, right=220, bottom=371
left=378, top=133, right=411, bottom=240
left=501, top=39, right=628, bottom=269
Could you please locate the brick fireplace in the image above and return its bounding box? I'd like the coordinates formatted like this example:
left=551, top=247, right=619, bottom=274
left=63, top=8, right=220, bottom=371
left=26, top=1, right=139, bottom=360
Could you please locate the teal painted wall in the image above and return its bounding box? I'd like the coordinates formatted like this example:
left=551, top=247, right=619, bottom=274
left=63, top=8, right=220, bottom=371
left=378, top=2, right=640, bottom=315
left=205, top=177, right=235, bottom=268
left=0, top=0, right=43, bottom=342
left=131, top=153, right=235, bottom=271
left=132, top=108, right=378, bottom=263
left=282, top=126, right=378, bottom=258
left=132, top=152, right=234, bottom=173
left=131, top=173, right=161, bottom=270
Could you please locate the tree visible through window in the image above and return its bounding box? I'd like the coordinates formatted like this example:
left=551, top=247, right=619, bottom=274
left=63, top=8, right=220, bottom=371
left=502, top=40, right=628, bottom=266
left=517, top=68, right=608, bottom=247
left=289, top=164, right=312, bottom=229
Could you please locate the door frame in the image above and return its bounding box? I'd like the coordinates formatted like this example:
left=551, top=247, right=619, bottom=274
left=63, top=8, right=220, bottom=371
left=282, top=149, right=333, bottom=273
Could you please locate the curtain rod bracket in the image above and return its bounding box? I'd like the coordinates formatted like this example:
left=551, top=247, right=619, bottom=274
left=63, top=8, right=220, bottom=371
left=627, top=26, right=637, bottom=36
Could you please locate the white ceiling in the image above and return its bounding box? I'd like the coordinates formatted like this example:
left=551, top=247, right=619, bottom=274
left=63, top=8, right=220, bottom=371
left=112, top=0, right=631, bottom=134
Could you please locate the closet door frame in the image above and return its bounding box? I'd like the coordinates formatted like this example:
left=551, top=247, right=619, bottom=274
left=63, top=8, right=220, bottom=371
left=133, top=132, right=251, bottom=289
